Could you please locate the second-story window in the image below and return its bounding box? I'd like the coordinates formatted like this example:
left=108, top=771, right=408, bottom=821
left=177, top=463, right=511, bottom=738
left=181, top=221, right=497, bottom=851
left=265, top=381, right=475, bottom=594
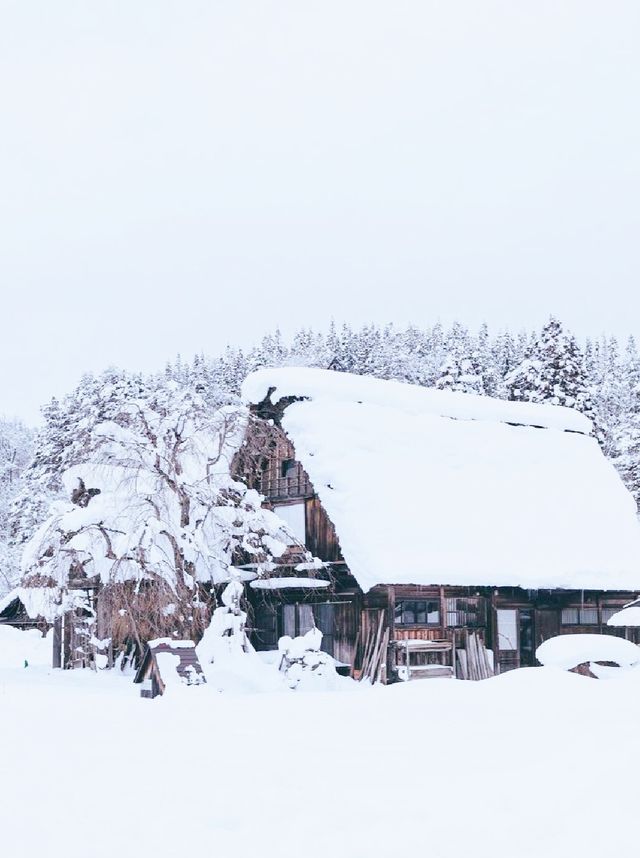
left=281, top=459, right=297, bottom=478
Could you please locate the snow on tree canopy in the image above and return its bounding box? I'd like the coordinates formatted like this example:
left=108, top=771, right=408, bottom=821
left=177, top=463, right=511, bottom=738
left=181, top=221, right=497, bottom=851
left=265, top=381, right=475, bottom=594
left=243, top=367, right=640, bottom=591
left=21, top=387, right=293, bottom=594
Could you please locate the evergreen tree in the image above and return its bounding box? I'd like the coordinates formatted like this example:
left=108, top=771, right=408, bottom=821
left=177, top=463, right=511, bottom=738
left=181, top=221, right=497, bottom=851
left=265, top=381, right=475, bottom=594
left=615, top=382, right=640, bottom=509
left=0, top=418, right=33, bottom=594
left=435, top=323, right=484, bottom=394
left=506, top=317, right=594, bottom=413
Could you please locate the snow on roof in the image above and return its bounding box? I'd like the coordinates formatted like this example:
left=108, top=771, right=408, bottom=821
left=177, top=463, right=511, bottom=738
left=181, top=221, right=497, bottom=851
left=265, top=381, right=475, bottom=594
left=242, top=366, right=593, bottom=434
left=607, top=606, right=640, bottom=628
left=536, top=634, right=640, bottom=669
left=147, top=638, right=197, bottom=650
left=250, top=577, right=331, bottom=591
left=0, top=587, right=60, bottom=622
left=242, top=367, right=640, bottom=592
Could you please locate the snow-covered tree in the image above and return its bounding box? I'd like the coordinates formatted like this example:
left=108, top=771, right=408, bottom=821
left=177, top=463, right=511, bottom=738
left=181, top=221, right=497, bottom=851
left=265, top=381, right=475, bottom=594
left=0, top=418, right=33, bottom=594
left=435, top=324, right=484, bottom=394
left=21, top=374, right=297, bottom=660
left=614, top=380, right=640, bottom=509
left=506, top=317, right=595, bottom=418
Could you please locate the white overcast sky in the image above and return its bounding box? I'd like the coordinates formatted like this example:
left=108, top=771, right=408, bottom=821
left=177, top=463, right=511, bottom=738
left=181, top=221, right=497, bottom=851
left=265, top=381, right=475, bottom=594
left=1, top=2, right=639, bottom=422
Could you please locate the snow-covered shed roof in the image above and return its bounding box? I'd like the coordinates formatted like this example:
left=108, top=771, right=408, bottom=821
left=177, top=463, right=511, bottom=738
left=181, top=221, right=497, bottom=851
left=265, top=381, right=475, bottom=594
left=0, top=587, right=60, bottom=623
left=133, top=639, right=206, bottom=691
left=242, top=367, right=640, bottom=592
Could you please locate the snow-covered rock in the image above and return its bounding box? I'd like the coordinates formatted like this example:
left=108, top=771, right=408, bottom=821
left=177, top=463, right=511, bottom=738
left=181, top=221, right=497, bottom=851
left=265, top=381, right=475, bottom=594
left=536, top=634, right=640, bottom=670
left=278, top=627, right=339, bottom=690
left=607, top=606, right=640, bottom=627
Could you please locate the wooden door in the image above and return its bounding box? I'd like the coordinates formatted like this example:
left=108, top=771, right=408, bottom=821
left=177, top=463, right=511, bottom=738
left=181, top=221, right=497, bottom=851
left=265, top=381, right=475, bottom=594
left=535, top=609, right=560, bottom=655
left=496, top=609, right=519, bottom=673
left=519, top=609, right=535, bottom=667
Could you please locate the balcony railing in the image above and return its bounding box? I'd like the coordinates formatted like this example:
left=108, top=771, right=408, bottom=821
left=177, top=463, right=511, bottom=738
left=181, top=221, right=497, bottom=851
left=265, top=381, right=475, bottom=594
left=257, top=471, right=313, bottom=501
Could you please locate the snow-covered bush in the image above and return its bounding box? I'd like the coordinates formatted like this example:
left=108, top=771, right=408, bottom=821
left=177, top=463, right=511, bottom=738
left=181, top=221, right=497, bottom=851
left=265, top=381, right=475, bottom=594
left=197, top=579, right=252, bottom=666
left=278, top=627, right=337, bottom=690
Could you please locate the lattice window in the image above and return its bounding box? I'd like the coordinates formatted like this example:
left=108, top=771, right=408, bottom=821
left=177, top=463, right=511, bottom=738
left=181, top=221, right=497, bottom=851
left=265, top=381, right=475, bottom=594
left=561, top=607, right=599, bottom=625
left=394, top=600, right=440, bottom=626
left=445, top=597, right=485, bottom=627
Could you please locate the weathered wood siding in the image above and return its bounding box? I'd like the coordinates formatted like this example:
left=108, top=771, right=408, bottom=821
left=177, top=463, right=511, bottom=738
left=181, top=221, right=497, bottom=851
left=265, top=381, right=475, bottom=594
left=233, top=421, right=313, bottom=501
left=305, top=497, right=343, bottom=563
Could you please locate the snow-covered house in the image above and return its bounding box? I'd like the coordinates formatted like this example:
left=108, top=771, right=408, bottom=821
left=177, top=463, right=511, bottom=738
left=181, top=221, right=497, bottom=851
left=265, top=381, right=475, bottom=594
left=237, top=367, right=640, bottom=677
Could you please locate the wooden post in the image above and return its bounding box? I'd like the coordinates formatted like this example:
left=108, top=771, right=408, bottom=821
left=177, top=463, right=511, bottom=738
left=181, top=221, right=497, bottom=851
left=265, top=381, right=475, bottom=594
left=62, top=610, right=72, bottom=670
left=490, top=590, right=499, bottom=675
left=52, top=617, right=62, bottom=669
left=350, top=626, right=361, bottom=678
left=451, top=633, right=457, bottom=679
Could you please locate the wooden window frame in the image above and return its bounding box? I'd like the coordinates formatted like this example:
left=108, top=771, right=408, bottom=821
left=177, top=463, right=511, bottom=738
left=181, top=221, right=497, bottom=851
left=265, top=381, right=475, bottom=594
left=394, top=599, right=441, bottom=627
left=445, top=597, right=485, bottom=628
left=561, top=607, right=599, bottom=626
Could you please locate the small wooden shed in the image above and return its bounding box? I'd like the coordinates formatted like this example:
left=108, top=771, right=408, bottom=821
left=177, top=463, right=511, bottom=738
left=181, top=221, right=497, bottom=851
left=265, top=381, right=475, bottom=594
left=133, top=639, right=206, bottom=698
left=0, top=587, right=53, bottom=634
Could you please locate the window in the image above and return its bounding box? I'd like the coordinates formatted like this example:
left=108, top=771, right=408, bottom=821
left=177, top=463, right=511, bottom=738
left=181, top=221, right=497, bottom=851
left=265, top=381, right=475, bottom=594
left=283, top=603, right=315, bottom=637
left=273, top=502, right=306, bottom=545
left=394, top=600, right=440, bottom=626
left=496, top=609, right=518, bottom=651
left=281, top=603, right=334, bottom=655
left=445, top=597, right=484, bottom=627
left=281, top=459, right=297, bottom=478
left=561, top=607, right=598, bottom=625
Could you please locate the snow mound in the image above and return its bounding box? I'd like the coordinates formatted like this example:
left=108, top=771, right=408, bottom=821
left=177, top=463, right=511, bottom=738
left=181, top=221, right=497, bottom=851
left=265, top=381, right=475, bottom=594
left=0, top=626, right=52, bottom=668
left=607, top=606, right=640, bottom=627
left=278, top=628, right=340, bottom=691
left=250, top=577, right=330, bottom=590
left=536, top=634, right=640, bottom=669
left=242, top=367, right=640, bottom=591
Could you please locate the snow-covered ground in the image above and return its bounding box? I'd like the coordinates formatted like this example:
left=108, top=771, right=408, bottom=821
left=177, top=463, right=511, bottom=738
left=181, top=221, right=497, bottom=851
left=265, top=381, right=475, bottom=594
left=2, top=637, right=640, bottom=858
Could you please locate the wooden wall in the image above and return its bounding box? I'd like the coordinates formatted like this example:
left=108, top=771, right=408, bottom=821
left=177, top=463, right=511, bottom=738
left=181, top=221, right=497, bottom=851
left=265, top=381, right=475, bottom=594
left=305, top=497, right=343, bottom=564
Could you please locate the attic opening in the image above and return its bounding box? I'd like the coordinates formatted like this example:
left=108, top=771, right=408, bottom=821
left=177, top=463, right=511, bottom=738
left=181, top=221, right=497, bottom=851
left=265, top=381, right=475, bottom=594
left=281, top=458, right=297, bottom=478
